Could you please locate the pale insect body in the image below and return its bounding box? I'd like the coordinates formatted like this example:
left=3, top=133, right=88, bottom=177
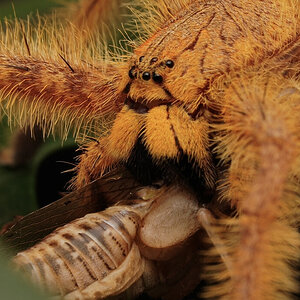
left=13, top=202, right=148, bottom=299
left=13, top=185, right=214, bottom=300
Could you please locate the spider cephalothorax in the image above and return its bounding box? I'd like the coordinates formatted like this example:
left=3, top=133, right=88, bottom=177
left=0, top=0, right=300, bottom=299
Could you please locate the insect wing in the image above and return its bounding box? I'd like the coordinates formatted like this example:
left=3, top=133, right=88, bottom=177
left=0, top=169, right=140, bottom=253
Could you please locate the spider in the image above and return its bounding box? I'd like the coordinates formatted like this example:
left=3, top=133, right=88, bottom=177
left=0, top=0, right=299, bottom=299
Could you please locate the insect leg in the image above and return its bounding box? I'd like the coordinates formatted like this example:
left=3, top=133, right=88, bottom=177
left=197, top=208, right=233, bottom=275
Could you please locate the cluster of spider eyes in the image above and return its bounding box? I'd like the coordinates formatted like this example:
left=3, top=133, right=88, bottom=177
left=128, top=57, right=174, bottom=83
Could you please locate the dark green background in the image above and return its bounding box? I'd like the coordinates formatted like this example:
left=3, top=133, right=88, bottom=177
left=0, top=0, right=74, bottom=228
left=0, top=0, right=56, bottom=17
left=0, top=2, right=69, bottom=299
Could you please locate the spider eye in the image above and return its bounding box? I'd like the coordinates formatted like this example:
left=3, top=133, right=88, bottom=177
left=129, top=67, right=136, bottom=79
left=142, top=72, right=151, bottom=81
left=152, top=72, right=163, bottom=83
left=166, top=60, right=174, bottom=68
left=150, top=57, right=158, bottom=64
left=139, top=56, right=145, bottom=62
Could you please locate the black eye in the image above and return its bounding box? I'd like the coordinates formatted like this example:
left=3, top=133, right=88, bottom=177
left=142, top=72, right=151, bottom=81
left=152, top=72, right=163, bottom=84
left=150, top=57, right=158, bottom=64
left=129, top=67, right=135, bottom=79
left=166, top=60, right=174, bottom=68
left=139, top=56, right=145, bottom=62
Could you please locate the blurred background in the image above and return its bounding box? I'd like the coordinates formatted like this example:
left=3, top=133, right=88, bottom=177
left=0, top=0, right=78, bottom=230
left=0, top=1, right=78, bottom=299
left=0, top=0, right=55, bottom=16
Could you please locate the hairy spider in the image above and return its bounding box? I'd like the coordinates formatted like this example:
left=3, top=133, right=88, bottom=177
left=0, top=0, right=299, bottom=299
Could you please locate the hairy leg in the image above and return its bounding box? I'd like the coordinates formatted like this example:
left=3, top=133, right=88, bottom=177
left=73, top=106, right=144, bottom=188
left=65, top=0, right=124, bottom=34
left=214, top=71, right=300, bottom=299
left=0, top=14, right=127, bottom=139
left=0, top=1, right=128, bottom=168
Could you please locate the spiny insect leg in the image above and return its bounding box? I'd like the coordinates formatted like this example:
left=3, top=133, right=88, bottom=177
left=197, top=208, right=233, bottom=275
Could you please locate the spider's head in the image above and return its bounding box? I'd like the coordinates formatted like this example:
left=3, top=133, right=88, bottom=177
left=124, top=53, right=176, bottom=110
left=124, top=22, right=212, bottom=117
left=124, top=48, right=208, bottom=119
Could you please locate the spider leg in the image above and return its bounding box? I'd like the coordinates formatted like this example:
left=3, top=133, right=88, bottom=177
left=0, top=17, right=128, bottom=140
left=215, top=71, right=300, bottom=299
left=73, top=106, right=144, bottom=188
left=65, top=0, right=124, bottom=35
left=0, top=54, right=125, bottom=137
left=197, top=208, right=233, bottom=275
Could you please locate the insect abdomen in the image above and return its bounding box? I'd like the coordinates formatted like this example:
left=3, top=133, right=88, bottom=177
left=13, top=206, right=142, bottom=299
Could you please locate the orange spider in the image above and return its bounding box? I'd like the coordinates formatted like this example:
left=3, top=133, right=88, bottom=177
left=0, top=0, right=299, bottom=299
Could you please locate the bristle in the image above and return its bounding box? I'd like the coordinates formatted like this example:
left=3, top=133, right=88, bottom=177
left=128, top=0, right=194, bottom=40
left=0, top=16, right=127, bottom=140
left=0, top=0, right=197, bottom=141
left=199, top=214, right=238, bottom=299
left=211, top=69, right=300, bottom=299
left=58, top=54, right=75, bottom=73
left=61, top=0, right=125, bottom=33
left=1, top=2, right=300, bottom=298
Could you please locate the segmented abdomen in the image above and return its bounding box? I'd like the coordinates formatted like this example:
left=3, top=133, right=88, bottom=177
left=13, top=206, right=141, bottom=298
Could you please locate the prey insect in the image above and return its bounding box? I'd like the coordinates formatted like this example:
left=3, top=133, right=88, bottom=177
left=10, top=177, right=215, bottom=300
left=0, top=0, right=300, bottom=299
